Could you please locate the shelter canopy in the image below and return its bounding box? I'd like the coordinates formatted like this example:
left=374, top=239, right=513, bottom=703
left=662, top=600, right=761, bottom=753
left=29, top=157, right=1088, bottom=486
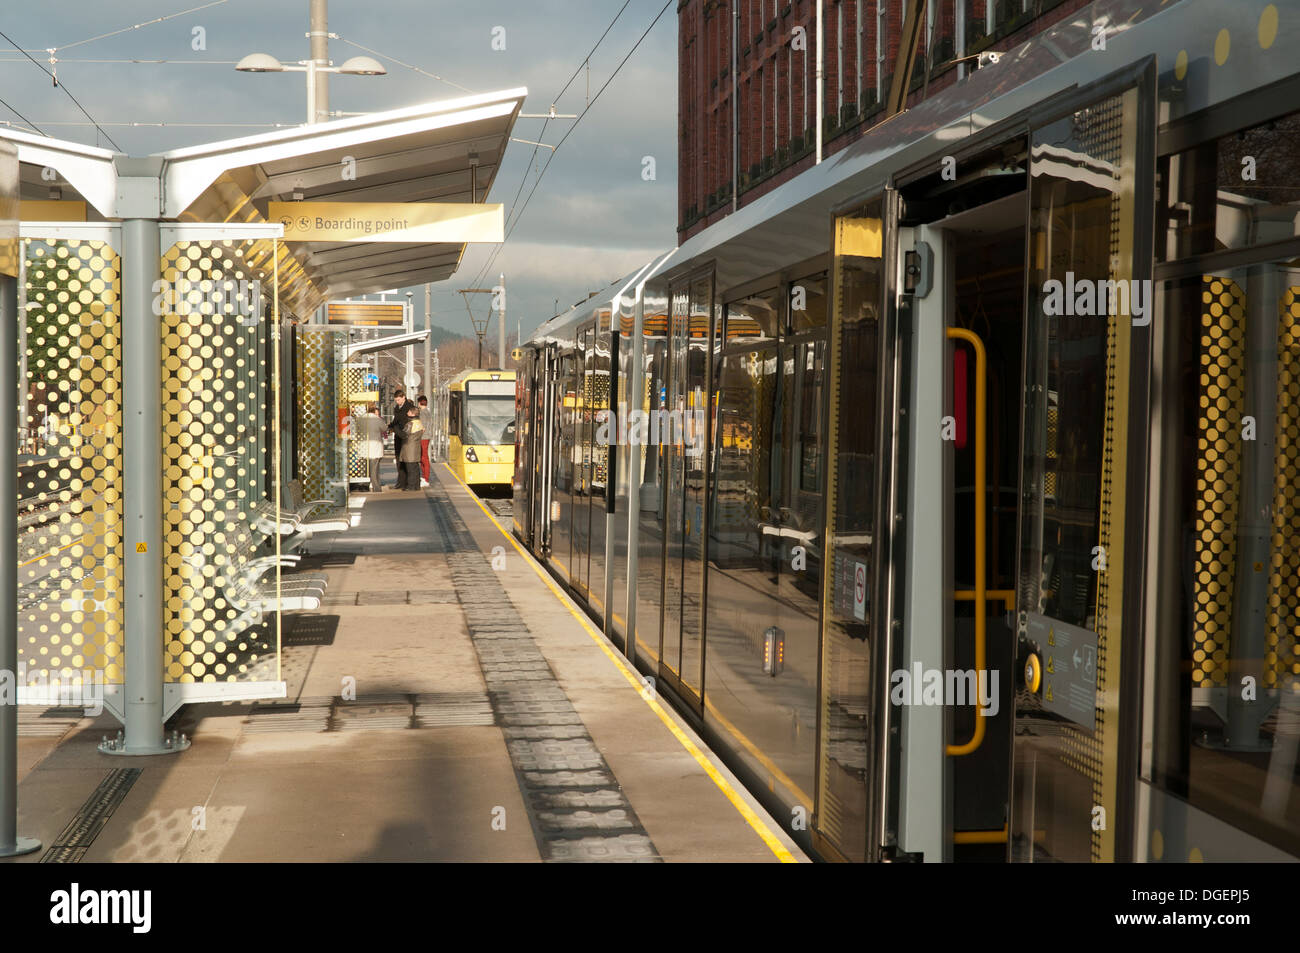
left=2, top=87, right=525, bottom=316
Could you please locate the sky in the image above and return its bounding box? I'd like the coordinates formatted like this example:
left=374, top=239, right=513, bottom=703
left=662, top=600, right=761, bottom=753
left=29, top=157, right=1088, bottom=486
left=0, top=0, right=677, bottom=340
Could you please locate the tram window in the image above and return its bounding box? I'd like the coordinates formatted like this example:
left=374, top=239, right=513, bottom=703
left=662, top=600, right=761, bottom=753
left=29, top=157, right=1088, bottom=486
left=465, top=380, right=517, bottom=446
left=1159, top=110, right=1300, bottom=262
left=1150, top=263, right=1300, bottom=857
left=448, top=392, right=462, bottom=437
left=724, top=288, right=781, bottom=345
left=789, top=273, right=827, bottom=331
left=796, top=340, right=825, bottom=493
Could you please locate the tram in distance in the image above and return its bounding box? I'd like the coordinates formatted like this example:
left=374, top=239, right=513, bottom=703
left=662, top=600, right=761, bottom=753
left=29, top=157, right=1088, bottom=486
left=440, top=368, right=517, bottom=492
left=510, top=0, right=1300, bottom=862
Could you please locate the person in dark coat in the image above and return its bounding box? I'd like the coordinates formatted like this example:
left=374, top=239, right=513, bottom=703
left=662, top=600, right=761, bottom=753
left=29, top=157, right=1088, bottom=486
left=389, top=389, right=409, bottom=486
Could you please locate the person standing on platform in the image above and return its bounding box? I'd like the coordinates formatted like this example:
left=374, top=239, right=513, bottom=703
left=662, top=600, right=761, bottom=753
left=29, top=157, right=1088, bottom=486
left=389, top=389, right=409, bottom=487
left=357, top=404, right=386, bottom=492
left=398, top=404, right=424, bottom=491
left=417, top=395, right=433, bottom=487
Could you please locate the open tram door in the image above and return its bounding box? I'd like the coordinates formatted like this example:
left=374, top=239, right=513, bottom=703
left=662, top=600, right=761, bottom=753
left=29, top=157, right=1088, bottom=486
left=1008, top=60, right=1156, bottom=863
left=822, top=59, right=1156, bottom=863
left=920, top=60, right=1155, bottom=864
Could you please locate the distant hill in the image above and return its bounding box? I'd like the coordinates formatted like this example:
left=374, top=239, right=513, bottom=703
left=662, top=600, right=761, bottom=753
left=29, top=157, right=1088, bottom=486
left=426, top=325, right=471, bottom=349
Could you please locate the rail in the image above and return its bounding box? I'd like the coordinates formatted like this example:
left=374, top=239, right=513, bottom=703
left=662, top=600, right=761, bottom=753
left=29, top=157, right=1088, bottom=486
left=946, top=327, right=987, bottom=758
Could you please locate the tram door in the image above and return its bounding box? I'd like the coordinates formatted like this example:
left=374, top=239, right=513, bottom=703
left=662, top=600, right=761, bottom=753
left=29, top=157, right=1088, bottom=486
left=817, top=192, right=900, bottom=862
left=550, top=348, right=578, bottom=586
left=571, top=326, right=596, bottom=602
left=1008, top=64, right=1156, bottom=862
left=659, top=276, right=710, bottom=707
left=528, top=347, right=554, bottom=551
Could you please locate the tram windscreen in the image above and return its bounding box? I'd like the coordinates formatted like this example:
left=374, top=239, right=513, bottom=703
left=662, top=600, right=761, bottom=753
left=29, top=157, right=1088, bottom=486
left=464, top=380, right=516, bottom=445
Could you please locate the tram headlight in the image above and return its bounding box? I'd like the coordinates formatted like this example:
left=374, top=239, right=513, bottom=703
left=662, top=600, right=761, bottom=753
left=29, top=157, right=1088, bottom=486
left=465, top=447, right=479, bottom=463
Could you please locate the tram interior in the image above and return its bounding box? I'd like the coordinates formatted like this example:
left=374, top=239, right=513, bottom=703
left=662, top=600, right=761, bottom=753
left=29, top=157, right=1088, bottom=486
left=904, top=143, right=1029, bottom=860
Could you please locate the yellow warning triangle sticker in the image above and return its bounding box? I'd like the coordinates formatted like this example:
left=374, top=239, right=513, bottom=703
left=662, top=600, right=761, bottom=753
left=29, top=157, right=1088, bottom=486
left=1048, top=627, right=1056, bottom=646
left=136, top=542, right=147, bottom=553
left=1046, top=657, right=1055, bottom=674
left=1046, top=683, right=1054, bottom=702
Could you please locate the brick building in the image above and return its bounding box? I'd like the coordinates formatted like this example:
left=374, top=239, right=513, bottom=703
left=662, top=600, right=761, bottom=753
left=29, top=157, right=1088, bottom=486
left=678, top=0, right=1094, bottom=240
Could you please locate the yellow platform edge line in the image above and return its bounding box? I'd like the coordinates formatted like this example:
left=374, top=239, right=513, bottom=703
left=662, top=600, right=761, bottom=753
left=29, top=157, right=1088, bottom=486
left=439, top=464, right=798, bottom=864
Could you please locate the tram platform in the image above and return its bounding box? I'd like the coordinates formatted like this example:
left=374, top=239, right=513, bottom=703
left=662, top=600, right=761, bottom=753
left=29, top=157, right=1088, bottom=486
left=3, top=465, right=803, bottom=863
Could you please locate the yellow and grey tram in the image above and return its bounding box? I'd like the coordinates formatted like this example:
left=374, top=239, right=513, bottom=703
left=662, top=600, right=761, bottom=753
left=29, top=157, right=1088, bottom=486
left=514, top=0, right=1300, bottom=863
left=441, top=368, right=517, bottom=492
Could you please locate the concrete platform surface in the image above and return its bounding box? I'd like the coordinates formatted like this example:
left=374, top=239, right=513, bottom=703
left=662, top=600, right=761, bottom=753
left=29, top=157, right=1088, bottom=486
left=4, top=464, right=805, bottom=864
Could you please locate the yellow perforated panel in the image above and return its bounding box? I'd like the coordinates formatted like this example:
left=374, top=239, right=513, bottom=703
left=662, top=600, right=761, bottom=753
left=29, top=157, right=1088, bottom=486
left=160, top=240, right=275, bottom=683
left=586, top=368, right=610, bottom=486
left=296, top=327, right=346, bottom=506
left=1193, top=276, right=1246, bottom=687
left=1270, top=288, right=1300, bottom=690
left=18, top=240, right=123, bottom=683
left=340, top=363, right=369, bottom=481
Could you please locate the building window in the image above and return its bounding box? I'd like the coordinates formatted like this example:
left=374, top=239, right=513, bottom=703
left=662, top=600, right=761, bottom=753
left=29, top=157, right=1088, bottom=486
left=773, top=55, right=779, bottom=154
left=803, top=31, right=809, bottom=138
left=856, top=0, right=864, bottom=106
left=787, top=42, right=793, bottom=149
left=836, top=0, right=844, bottom=113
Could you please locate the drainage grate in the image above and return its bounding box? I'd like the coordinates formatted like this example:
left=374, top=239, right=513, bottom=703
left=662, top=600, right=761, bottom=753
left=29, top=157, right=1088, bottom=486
left=40, top=768, right=142, bottom=863
left=426, top=482, right=661, bottom=863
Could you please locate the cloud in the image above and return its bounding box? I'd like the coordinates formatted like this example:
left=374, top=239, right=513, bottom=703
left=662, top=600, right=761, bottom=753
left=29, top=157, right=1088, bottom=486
left=1, top=0, right=678, bottom=336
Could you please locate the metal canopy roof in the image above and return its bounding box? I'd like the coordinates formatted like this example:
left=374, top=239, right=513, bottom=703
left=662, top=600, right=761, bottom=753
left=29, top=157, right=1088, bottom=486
left=344, top=328, right=430, bottom=358
left=1, top=87, right=526, bottom=316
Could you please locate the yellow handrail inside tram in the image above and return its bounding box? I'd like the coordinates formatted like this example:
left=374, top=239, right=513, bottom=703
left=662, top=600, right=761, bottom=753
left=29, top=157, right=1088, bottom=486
left=946, top=326, right=987, bottom=757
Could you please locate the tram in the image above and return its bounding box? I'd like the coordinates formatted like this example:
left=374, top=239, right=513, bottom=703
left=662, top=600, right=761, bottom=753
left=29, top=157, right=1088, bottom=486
left=512, top=1, right=1300, bottom=862
left=441, top=368, right=517, bottom=493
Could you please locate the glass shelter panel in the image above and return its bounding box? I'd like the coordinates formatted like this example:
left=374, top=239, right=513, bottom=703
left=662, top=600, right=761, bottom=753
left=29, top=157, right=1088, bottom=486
left=18, top=239, right=124, bottom=689
left=160, top=239, right=280, bottom=684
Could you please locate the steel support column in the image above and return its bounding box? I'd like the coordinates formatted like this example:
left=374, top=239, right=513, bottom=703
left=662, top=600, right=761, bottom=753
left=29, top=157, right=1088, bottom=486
left=0, top=271, right=40, bottom=855
left=102, top=217, right=186, bottom=756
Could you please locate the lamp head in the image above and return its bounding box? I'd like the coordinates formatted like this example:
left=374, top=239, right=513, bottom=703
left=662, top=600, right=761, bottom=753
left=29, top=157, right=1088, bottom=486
left=339, top=56, right=386, bottom=76
left=235, top=53, right=285, bottom=73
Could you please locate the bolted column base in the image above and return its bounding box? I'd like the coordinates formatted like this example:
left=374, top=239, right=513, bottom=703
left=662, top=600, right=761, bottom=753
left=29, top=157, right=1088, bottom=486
left=98, top=728, right=191, bottom=756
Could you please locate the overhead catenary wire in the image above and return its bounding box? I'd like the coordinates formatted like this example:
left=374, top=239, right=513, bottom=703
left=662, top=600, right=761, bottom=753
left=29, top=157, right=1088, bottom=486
left=0, top=58, right=240, bottom=65
left=469, top=0, right=671, bottom=296
left=0, top=120, right=299, bottom=128
left=16, top=0, right=229, bottom=54
left=0, top=28, right=120, bottom=150
left=0, top=97, right=44, bottom=136
left=464, top=0, right=635, bottom=294
left=333, top=36, right=473, bottom=94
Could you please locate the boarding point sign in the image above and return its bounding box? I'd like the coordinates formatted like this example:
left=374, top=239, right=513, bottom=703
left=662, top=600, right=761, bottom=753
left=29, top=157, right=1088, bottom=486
left=269, top=200, right=504, bottom=243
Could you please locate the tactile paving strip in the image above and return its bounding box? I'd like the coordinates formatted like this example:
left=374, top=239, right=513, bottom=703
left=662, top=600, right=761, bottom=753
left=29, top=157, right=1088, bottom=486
left=427, top=483, right=660, bottom=862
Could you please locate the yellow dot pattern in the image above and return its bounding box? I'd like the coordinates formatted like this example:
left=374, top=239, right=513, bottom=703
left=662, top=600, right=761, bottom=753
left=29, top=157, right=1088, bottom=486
left=296, top=327, right=347, bottom=506
left=1269, top=289, right=1300, bottom=691
left=159, top=241, right=273, bottom=683
left=341, top=363, right=370, bottom=482
left=1193, top=277, right=1245, bottom=686
left=18, top=240, right=123, bottom=683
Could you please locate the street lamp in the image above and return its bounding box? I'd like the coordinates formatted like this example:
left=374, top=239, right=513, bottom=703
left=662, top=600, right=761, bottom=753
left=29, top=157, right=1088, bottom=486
left=235, top=53, right=386, bottom=123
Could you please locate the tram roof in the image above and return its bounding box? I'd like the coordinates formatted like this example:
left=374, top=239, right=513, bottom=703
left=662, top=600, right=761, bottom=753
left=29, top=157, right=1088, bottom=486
left=1, top=87, right=526, bottom=316
left=648, top=0, right=1287, bottom=296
